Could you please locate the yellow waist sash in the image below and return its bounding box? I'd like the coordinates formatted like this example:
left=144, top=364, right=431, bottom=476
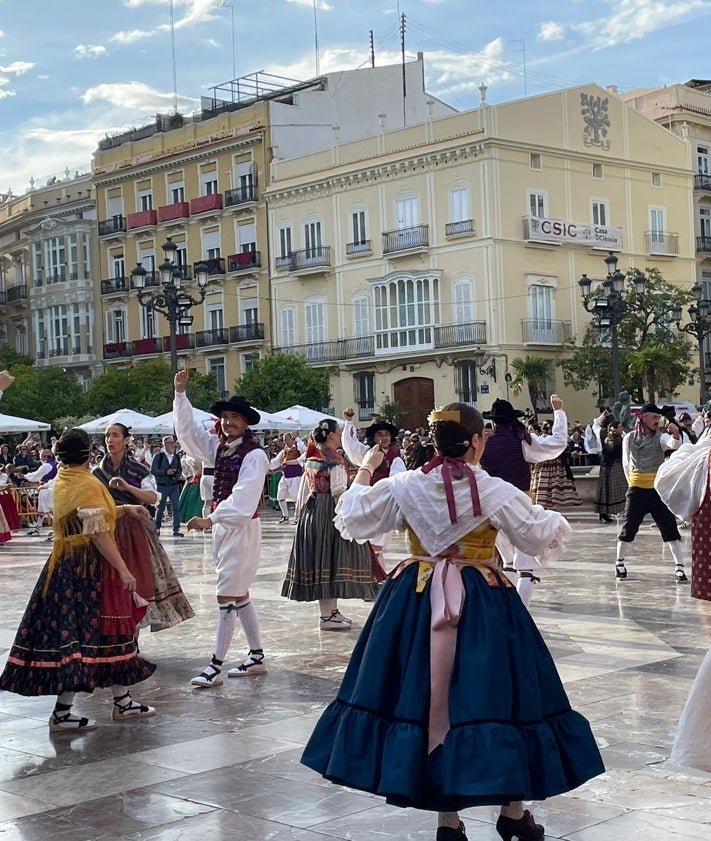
left=629, top=471, right=656, bottom=489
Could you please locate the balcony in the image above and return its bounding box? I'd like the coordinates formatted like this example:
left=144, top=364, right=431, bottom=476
left=289, top=246, right=332, bottom=275
left=163, top=333, right=195, bottom=352
left=433, top=321, right=488, bottom=348
left=445, top=219, right=475, bottom=238
left=103, top=341, right=132, bottom=359
left=196, top=328, right=229, bottom=348
left=98, top=216, right=126, bottom=237
left=227, top=251, right=261, bottom=272
left=697, top=236, right=711, bottom=253
left=6, top=284, right=28, bottom=303
left=33, top=275, right=43, bottom=288
left=158, top=202, right=190, bottom=223
left=46, top=269, right=66, bottom=285
left=382, top=225, right=429, bottom=255
left=101, top=277, right=128, bottom=295
left=357, top=403, right=375, bottom=422
left=49, top=342, right=70, bottom=358
left=190, top=194, right=223, bottom=216
left=194, top=257, right=225, bottom=276
left=225, top=183, right=258, bottom=207
left=127, top=209, right=158, bottom=230
left=133, top=337, right=160, bottom=355
left=346, top=240, right=372, bottom=257
left=645, top=231, right=679, bottom=255
left=695, top=173, right=711, bottom=191
left=273, top=336, right=374, bottom=364
left=275, top=255, right=292, bottom=271
left=521, top=319, right=573, bottom=345
left=229, top=322, right=265, bottom=343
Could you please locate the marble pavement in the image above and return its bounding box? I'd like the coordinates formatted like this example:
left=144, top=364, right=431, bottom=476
left=1, top=506, right=711, bottom=840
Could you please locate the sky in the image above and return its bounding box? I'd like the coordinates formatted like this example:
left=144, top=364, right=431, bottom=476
left=1, top=0, right=710, bottom=194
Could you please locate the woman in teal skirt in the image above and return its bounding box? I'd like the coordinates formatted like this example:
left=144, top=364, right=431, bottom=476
left=302, top=404, right=604, bottom=841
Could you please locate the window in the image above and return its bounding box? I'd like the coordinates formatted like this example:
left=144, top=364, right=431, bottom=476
left=650, top=207, right=666, bottom=251
left=203, top=229, right=220, bottom=259
left=35, top=311, right=46, bottom=358
left=106, top=308, right=126, bottom=343
left=200, top=166, right=218, bottom=196
left=32, top=242, right=42, bottom=283
left=528, top=284, right=556, bottom=342
left=279, top=226, right=292, bottom=258
left=241, top=352, right=259, bottom=373
left=351, top=210, right=367, bottom=245
left=207, top=307, right=224, bottom=331
left=111, top=253, right=125, bottom=279
left=449, top=187, right=470, bottom=223
left=527, top=191, right=546, bottom=218
left=455, top=361, right=477, bottom=406
left=305, top=299, right=326, bottom=346
left=396, top=196, right=419, bottom=228
left=374, top=274, right=440, bottom=352
left=698, top=146, right=709, bottom=175
left=353, top=372, right=375, bottom=421
left=141, top=304, right=156, bottom=339
left=107, top=195, right=123, bottom=221
left=304, top=221, right=322, bottom=257
left=353, top=296, right=371, bottom=338
left=235, top=160, right=254, bottom=193
left=702, top=270, right=711, bottom=301
left=530, top=153, right=542, bottom=171
left=592, top=163, right=603, bottom=179
left=68, top=235, right=78, bottom=280
left=15, top=326, right=27, bottom=356
left=207, top=357, right=226, bottom=394
left=651, top=172, right=662, bottom=187
left=49, top=304, right=69, bottom=356
left=82, top=236, right=90, bottom=277
left=453, top=279, right=474, bottom=324
left=700, top=207, right=711, bottom=242
left=168, top=178, right=185, bottom=204
left=591, top=200, right=608, bottom=226
left=280, top=306, right=296, bottom=346
left=46, top=236, right=66, bottom=281
left=237, top=221, right=256, bottom=253
left=71, top=303, right=82, bottom=354
left=241, top=297, right=258, bottom=326
left=138, top=190, right=153, bottom=211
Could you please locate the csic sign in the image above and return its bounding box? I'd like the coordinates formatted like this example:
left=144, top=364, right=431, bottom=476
left=526, top=216, right=623, bottom=249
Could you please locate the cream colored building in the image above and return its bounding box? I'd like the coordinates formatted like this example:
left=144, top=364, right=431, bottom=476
left=621, top=80, right=711, bottom=395
left=266, top=83, right=697, bottom=428
left=91, top=61, right=452, bottom=395
left=0, top=173, right=101, bottom=388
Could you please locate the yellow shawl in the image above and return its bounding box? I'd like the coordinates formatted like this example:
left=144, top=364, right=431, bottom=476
left=44, top=465, right=117, bottom=590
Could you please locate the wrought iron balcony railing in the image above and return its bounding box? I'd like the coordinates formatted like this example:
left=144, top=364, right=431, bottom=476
left=273, top=336, right=374, bottom=363
left=382, top=224, right=429, bottom=254
left=645, top=231, right=679, bottom=255
left=694, top=173, right=711, bottom=191
left=697, top=236, right=711, bottom=252
left=193, top=257, right=225, bottom=276
left=225, top=182, right=258, bottom=207
left=433, top=321, right=487, bottom=348
left=98, top=216, right=126, bottom=236
left=229, top=323, right=265, bottom=343
left=346, top=240, right=372, bottom=256
left=101, top=277, right=128, bottom=295
left=445, top=219, right=475, bottom=237
left=196, top=328, right=229, bottom=348
left=6, top=284, right=28, bottom=303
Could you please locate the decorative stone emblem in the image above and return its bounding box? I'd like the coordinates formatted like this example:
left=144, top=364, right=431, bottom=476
left=581, top=92, right=611, bottom=150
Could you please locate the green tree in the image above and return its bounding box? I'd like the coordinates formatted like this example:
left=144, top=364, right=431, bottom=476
left=85, top=368, right=130, bottom=416
left=559, top=267, right=694, bottom=404
left=374, top=398, right=405, bottom=427
left=0, top=346, right=33, bottom=369
left=1, top=366, right=87, bottom=427
left=235, top=354, right=331, bottom=412
left=185, top=370, right=221, bottom=411
left=509, top=355, right=551, bottom=419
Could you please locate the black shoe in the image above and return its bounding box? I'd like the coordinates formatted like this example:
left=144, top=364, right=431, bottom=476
left=615, top=562, right=627, bottom=580
left=676, top=567, right=689, bottom=583
left=436, top=822, right=467, bottom=841
left=496, top=810, right=544, bottom=841
left=172, top=531, right=184, bottom=537
left=599, top=513, right=614, bottom=523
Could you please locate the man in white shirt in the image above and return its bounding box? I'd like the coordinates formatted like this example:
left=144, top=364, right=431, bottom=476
left=173, top=370, right=270, bottom=687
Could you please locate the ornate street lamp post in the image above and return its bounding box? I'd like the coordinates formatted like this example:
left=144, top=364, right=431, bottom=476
left=131, top=237, right=209, bottom=378
left=672, top=283, right=711, bottom=405
left=578, top=251, right=646, bottom=400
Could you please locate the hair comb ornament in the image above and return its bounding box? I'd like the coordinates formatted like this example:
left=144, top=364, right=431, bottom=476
left=428, top=409, right=461, bottom=425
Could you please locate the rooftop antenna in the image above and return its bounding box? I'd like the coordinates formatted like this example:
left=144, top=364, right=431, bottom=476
left=369, top=29, right=375, bottom=68
left=510, top=38, right=527, bottom=97
left=169, top=0, right=178, bottom=112
left=221, top=1, right=236, bottom=82
left=313, top=0, right=320, bottom=76
left=400, top=12, right=407, bottom=126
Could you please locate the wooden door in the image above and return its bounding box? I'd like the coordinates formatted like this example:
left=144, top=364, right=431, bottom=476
left=393, top=377, right=435, bottom=431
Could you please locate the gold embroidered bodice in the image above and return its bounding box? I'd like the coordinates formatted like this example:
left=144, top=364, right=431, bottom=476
left=406, top=521, right=499, bottom=562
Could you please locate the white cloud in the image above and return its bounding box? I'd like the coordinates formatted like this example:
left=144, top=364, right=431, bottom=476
left=575, top=0, right=711, bottom=48
left=0, top=60, right=33, bottom=99
left=538, top=21, right=565, bottom=42
left=73, top=44, right=107, bottom=59
left=81, top=81, right=197, bottom=112
left=0, top=89, right=15, bottom=100
left=285, top=0, right=334, bottom=10
left=112, top=0, right=225, bottom=43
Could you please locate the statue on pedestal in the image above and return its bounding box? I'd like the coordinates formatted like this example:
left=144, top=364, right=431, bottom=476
left=612, top=389, right=633, bottom=431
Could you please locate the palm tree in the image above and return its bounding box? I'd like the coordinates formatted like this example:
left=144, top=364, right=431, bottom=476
left=510, top=355, right=551, bottom=420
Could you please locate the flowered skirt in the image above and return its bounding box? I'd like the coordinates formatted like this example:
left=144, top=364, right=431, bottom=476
left=281, top=492, right=378, bottom=602
left=0, top=547, right=156, bottom=696
left=302, top=562, right=604, bottom=811
left=115, top=517, right=194, bottom=632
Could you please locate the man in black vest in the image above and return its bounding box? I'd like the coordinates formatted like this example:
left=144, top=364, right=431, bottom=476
left=151, top=436, right=183, bottom=536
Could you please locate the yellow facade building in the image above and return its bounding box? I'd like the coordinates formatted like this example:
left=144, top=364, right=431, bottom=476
left=266, top=83, right=698, bottom=427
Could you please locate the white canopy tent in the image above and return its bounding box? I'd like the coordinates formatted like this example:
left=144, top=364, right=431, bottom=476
left=270, top=405, right=344, bottom=434
left=79, top=409, right=159, bottom=436
left=0, top=414, right=51, bottom=434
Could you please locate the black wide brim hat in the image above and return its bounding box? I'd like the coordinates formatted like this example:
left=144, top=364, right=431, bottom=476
left=209, top=395, right=261, bottom=426
left=639, top=402, right=664, bottom=416
left=482, top=399, right=525, bottom=422
left=364, top=421, right=398, bottom=441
